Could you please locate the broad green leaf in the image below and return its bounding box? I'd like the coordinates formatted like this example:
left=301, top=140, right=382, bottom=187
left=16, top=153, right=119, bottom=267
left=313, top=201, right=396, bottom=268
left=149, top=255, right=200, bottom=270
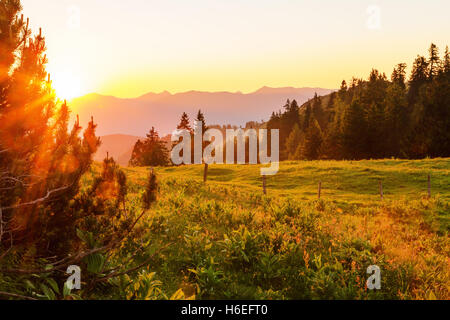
left=63, top=281, right=72, bottom=298
left=46, top=278, right=60, bottom=294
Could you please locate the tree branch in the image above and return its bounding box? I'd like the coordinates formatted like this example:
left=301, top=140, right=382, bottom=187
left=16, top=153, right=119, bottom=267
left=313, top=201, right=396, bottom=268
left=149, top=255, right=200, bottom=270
left=0, top=185, right=71, bottom=211
left=0, top=208, right=149, bottom=274
left=0, top=291, right=37, bottom=301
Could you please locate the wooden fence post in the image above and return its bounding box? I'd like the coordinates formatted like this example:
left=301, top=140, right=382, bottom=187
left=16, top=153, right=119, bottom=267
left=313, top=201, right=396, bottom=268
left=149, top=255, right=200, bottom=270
left=318, top=181, right=322, bottom=199
left=428, top=174, right=431, bottom=198
left=262, top=175, right=267, bottom=195
left=203, top=163, right=208, bottom=183
left=379, top=180, right=383, bottom=200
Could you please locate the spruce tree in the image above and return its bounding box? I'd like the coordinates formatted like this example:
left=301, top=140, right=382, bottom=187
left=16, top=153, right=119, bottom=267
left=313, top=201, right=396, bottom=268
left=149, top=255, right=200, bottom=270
left=385, top=80, right=408, bottom=157
left=302, top=104, right=312, bottom=131
left=129, top=127, right=169, bottom=166
left=303, top=118, right=323, bottom=160
left=196, top=109, right=207, bottom=133
left=428, top=43, right=440, bottom=80
left=284, top=123, right=302, bottom=160
left=391, top=63, right=407, bottom=89
left=444, top=46, right=450, bottom=75
left=177, top=112, right=192, bottom=131
left=342, top=99, right=368, bottom=159
left=408, top=55, right=429, bottom=106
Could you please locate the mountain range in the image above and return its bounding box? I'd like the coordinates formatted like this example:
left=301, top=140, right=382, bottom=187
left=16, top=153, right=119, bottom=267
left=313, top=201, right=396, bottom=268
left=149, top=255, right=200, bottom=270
left=74, top=86, right=335, bottom=165
left=71, top=87, right=335, bottom=137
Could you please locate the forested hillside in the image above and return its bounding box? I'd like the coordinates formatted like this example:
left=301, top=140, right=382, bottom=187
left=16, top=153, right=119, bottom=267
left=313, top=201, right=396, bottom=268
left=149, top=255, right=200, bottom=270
left=268, top=44, right=450, bottom=161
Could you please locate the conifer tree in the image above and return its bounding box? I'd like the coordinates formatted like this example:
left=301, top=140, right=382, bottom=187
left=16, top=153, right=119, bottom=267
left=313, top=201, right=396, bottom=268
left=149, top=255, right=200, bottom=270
left=428, top=43, right=440, bottom=80
left=196, top=109, right=207, bottom=133
left=385, top=79, right=408, bottom=157
left=302, top=104, right=312, bottom=131
left=177, top=112, right=192, bottom=131
left=444, top=46, right=450, bottom=75
left=284, top=123, right=302, bottom=160
left=143, top=169, right=158, bottom=210
left=408, top=55, right=429, bottom=106
left=312, top=93, right=326, bottom=129
left=270, top=43, right=448, bottom=161
left=0, top=3, right=100, bottom=252
left=173, top=112, right=192, bottom=161
left=342, top=99, right=367, bottom=159
left=195, top=110, right=209, bottom=161
left=391, top=63, right=407, bottom=89
left=339, top=80, right=347, bottom=97
left=129, top=127, right=169, bottom=166
left=303, top=118, right=323, bottom=160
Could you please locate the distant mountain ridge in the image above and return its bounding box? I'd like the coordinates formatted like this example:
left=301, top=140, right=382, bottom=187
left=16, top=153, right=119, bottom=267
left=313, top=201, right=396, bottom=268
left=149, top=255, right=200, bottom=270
left=70, top=87, right=335, bottom=137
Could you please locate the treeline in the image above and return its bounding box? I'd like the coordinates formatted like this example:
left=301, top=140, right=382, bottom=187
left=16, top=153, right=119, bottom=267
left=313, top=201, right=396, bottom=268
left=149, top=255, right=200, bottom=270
left=129, top=110, right=266, bottom=167
left=129, top=110, right=208, bottom=166
left=268, top=44, right=450, bottom=160
left=131, top=43, right=450, bottom=167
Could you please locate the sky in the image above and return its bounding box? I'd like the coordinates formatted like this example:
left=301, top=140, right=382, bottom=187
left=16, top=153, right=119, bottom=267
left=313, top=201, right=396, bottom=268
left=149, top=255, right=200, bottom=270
left=21, top=0, right=450, bottom=99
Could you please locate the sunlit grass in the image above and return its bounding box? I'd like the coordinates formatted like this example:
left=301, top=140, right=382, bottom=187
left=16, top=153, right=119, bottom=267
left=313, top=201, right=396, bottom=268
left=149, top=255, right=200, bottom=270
left=89, top=158, right=449, bottom=299
left=125, top=158, right=450, bottom=203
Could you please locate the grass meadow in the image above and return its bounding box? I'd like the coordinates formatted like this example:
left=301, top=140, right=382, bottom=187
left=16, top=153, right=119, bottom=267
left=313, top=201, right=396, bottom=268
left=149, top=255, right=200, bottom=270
left=83, top=159, right=450, bottom=300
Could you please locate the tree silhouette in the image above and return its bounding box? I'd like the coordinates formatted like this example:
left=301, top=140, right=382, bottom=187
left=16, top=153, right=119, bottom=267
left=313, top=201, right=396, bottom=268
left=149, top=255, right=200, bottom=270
left=129, top=127, right=169, bottom=166
left=177, top=112, right=192, bottom=132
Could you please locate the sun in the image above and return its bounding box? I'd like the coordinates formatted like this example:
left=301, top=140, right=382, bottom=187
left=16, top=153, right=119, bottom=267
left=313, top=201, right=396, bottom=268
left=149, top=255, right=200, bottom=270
left=51, top=71, right=84, bottom=101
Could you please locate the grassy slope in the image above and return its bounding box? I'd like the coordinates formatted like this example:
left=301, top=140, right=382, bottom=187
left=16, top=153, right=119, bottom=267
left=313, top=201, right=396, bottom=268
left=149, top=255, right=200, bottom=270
left=126, top=158, right=450, bottom=203
left=110, top=159, right=449, bottom=299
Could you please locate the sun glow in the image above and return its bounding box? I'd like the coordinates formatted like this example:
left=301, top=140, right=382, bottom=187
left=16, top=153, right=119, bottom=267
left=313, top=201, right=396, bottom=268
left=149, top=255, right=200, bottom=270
left=51, top=71, right=83, bottom=101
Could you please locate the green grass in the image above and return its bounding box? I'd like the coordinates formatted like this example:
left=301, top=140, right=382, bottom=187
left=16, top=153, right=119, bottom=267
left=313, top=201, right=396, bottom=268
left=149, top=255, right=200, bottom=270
left=125, top=158, right=450, bottom=206
left=112, top=159, right=449, bottom=300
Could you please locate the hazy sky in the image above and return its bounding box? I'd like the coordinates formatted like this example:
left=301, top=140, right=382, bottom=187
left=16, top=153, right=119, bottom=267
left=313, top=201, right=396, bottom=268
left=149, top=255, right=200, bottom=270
left=21, top=0, right=450, bottom=99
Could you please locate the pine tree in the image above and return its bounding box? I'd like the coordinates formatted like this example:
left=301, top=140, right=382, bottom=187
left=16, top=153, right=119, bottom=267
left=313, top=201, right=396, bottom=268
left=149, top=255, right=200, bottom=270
left=146, top=126, right=159, bottom=142
left=0, top=2, right=102, bottom=256
left=74, top=156, right=134, bottom=254
left=173, top=112, right=192, bottom=161
left=443, top=46, right=450, bottom=75
left=408, top=55, right=429, bottom=106
left=303, top=118, right=323, bottom=160
left=320, top=120, right=342, bottom=160
left=177, top=112, right=192, bottom=131
left=385, top=81, right=408, bottom=157
left=272, top=100, right=301, bottom=160
left=428, top=43, right=440, bottom=80
left=142, top=169, right=158, bottom=210
left=195, top=109, right=209, bottom=161
left=391, top=63, right=407, bottom=89
left=366, top=102, right=386, bottom=158
left=302, top=104, right=312, bottom=130
left=342, top=99, right=368, bottom=159
left=284, top=123, right=302, bottom=160
left=0, top=1, right=163, bottom=298
left=129, top=127, right=169, bottom=166
left=339, top=80, right=348, bottom=98
left=196, top=109, right=207, bottom=133
left=312, top=93, right=326, bottom=129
